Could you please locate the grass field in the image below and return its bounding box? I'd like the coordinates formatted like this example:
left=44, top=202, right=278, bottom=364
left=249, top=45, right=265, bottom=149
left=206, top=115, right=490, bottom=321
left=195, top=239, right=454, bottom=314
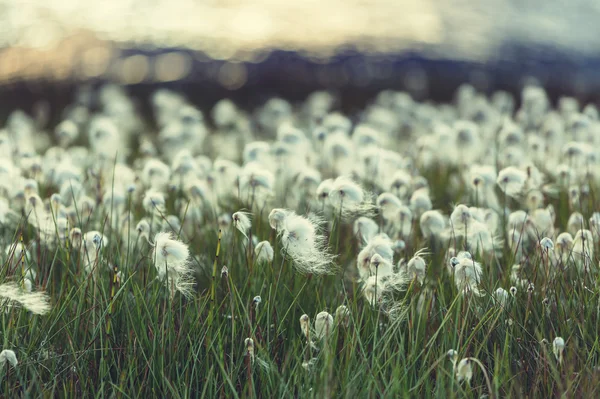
left=1, top=84, right=600, bottom=398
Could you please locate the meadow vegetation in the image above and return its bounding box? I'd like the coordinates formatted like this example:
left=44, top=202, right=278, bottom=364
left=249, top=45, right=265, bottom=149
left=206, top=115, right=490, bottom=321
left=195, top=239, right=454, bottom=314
left=1, top=84, right=599, bottom=397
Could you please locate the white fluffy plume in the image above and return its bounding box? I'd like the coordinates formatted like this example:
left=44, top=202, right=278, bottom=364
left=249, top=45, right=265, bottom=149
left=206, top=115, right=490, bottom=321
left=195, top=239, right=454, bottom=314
left=152, top=232, right=195, bottom=299
left=268, top=209, right=337, bottom=275
left=0, top=282, right=51, bottom=315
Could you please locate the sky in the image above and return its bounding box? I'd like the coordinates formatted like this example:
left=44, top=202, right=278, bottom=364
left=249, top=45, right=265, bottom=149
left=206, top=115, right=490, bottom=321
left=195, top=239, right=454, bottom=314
left=0, top=1, right=598, bottom=83
left=1, top=0, right=599, bottom=59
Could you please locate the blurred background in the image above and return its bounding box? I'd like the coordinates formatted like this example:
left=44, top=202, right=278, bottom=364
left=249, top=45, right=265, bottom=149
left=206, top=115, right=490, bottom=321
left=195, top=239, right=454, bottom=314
left=1, top=0, right=600, bottom=117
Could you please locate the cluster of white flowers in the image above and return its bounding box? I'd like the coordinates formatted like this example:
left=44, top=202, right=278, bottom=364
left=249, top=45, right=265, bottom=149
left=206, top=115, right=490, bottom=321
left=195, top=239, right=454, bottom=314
left=1, top=81, right=600, bottom=390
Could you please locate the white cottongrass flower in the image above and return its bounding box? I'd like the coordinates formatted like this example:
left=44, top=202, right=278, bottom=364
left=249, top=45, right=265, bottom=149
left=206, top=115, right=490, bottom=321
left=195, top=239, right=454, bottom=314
left=449, top=204, right=485, bottom=239
left=353, top=217, right=379, bottom=245
left=142, top=190, right=166, bottom=214
left=555, top=232, right=574, bottom=265
left=253, top=295, right=262, bottom=312
left=409, top=187, right=432, bottom=217
left=81, top=231, right=108, bottom=274
left=299, top=314, right=310, bottom=340
left=136, top=220, right=151, bottom=241
left=494, top=288, right=509, bottom=306
left=455, top=358, right=473, bottom=383
left=232, top=210, right=252, bottom=239
left=269, top=209, right=336, bottom=275
left=376, top=192, right=403, bottom=221
left=335, top=305, right=350, bottom=327
left=572, top=229, right=594, bottom=272
left=238, top=162, right=275, bottom=204
left=314, top=311, right=334, bottom=340
left=362, top=275, right=385, bottom=306
left=497, top=166, right=527, bottom=198
left=447, top=349, right=458, bottom=365
left=328, top=176, right=374, bottom=219
left=151, top=232, right=195, bottom=299
left=453, top=256, right=483, bottom=296
left=254, top=241, right=274, bottom=263
left=0, top=282, right=51, bottom=315
left=5, top=241, right=31, bottom=271
left=553, top=337, right=565, bottom=364
left=402, top=248, right=428, bottom=284
left=567, top=212, right=585, bottom=237
left=0, top=349, right=18, bottom=367
left=362, top=271, right=408, bottom=314
left=540, top=237, right=554, bottom=250
left=356, top=234, right=394, bottom=281
left=527, top=282, right=535, bottom=293
left=244, top=337, right=255, bottom=365
left=419, top=210, right=446, bottom=239
left=316, top=178, right=334, bottom=206
left=268, top=208, right=288, bottom=230
left=0, top=197, right=18, bottom=225
left=387, top=169, right=412, bottom=198
left=393, top=205, right=413, bottom=237
left=369, top=253, right=394, bottom=279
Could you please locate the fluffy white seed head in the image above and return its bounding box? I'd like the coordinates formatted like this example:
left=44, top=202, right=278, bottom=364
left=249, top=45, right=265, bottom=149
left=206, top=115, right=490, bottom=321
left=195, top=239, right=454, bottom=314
left=136, top=219, right=151, bottom=241
left=328, top=176, right=373, bottom=218
left=455, top=358, right=473, bottom=383
left=142, top=190, right=166, bottom=214
left=244, top=337, right=255, bottom=364
left=497, top=166, right=527, bottom=198
left=142, top=159, right=170, bottom=190
left=254, top=241, right=274, bottom=263
left=447, top=349, right=458, bottom=364
left=0, top=282, right=51, bottom=315
left=419, top=210, right=446, bottom=238
left=268, top=208, right=288, bottom=231
left=454, top=258, right=483, bottom=295
left=409, top=188, right=432, bottom=217
left=314, top=311, right=334, bottom=339
left=404, top=249, right=428, bottom=284
left=299, top=314, right=310, bottom=339
left=238, top=162, right=274, bottom=204
left=152, top=232, right=190, bottom=274
left=377, top=192, right=403, bottom=220
left=369, top=253, right=394, bottom=279
left=567, top=212, right=585, bottom=236
left=335, top=305, right=350, bottom=327
left=0, top=349, right=18, bottom=367
left=271, top=209, right=336, bottom=275
left=232, top=211, right=252, bottom=238
left=151, top=232, right=195, bottom=299
left=316, top=178, right=334, bottom=204
left=553, top=337, right=565, bottom=363
left=494, top=288, right=509, bottom=306
left=353, top=217, right=379, bottom=244
left=540, top=237, right=554, bottom=250
left=362, top=275, right=384, bottom=306
left=356, top=235, right=394, bottom=280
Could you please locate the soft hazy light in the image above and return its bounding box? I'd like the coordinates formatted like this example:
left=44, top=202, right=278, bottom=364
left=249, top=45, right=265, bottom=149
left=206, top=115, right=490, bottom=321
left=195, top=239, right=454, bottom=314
left=0, top=1, right=598, bottom=82
left=0, top=0, right=444, bottom=56
left=81, top=46, right=112, bottom=78
left=218, top=62, right=248, bottom=90
left=154, top=52, right=191, bottom=82
left=119, top=54, right=149, bottom=84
